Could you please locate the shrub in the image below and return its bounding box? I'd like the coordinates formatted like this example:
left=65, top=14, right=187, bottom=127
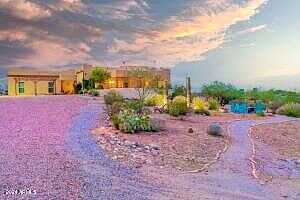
left=108, top=101, right=125, bottom=116
left=89, top=89, right=99, bottom=96
left=74, top=83, right=82, bottom=94
left=145, top=94, right=165, bottom=107
left=168, top=96, right=188, bottom=116
left=276, top=103, right=300, bottom=118
left=126, top=100, right=144, bottom=114
left=192, top=97, right=206, bottom=110
left=202, top=81, right=244, bottom=105
left=172, top=85, right=186, bottom=98
left=195, top=108, right=210, bottom=116
left=104, top=90, right=124, bottom=105
left=208, top=98, right=220, bottom=110
left=256, top=112, right=265, bottom=117
left=117, top=110, right=153, bottom=133
left=111, top=114, right=120, bottom=129
left=268, top=99, right=285, bottom=114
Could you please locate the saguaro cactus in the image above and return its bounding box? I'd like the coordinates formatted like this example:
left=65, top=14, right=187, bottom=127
left=186, top=76, right=192, bottom=107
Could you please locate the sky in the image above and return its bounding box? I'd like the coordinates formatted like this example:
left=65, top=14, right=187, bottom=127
left=0, top=0, right=299, bottom=90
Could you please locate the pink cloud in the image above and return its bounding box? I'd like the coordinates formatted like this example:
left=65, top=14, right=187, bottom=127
left=0, top=0, right=51, bottom=20
left=14, top=40, right=92, bottom=67
left=0, top=29, right=27, bottom=42
left=236, top=25, right=267, bottom=35
left=109, top=0, right=269, bottom=67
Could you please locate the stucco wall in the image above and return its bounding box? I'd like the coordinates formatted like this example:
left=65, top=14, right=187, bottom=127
left=61, top=80, right=74, bottom=94
left=8, top=78, right=16, bottom=96
left=8, top=78, right=62, bottom=96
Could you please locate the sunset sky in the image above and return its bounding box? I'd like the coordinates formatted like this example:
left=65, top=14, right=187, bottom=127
left=0, top=0, right=299, bottom=90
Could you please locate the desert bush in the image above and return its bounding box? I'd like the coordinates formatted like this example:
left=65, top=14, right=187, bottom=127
left=74, top=83, right=82, bottom=94
left=195, top=108, right=210, bottom=116
left=168, top=96, right=188, bottom=117
left=108, top=101, right=125, bottom=116
left=192, top=97, right=206, bottom=110
left=256, top=112, right=265, bottom=117
left=268, top=99, right=285, bottom=114
left=207, top=123, right=223, bottom=136
left=126, top=99, right=144, bottom=114
left=208, top=98, right=220, bottom=110
left=276, top=103, right=300, bottom=118
left=145, top=94, right=165, bottom=107
left=202, top=81, right=244, bottom=105
left=117, top=110, right=153, bottom=133
left=111, top=114, right=120, bottom=129
left=88, top=89, right=99, bottom=96
left=172, top=85, right=186, bottom=98
left=104, top=90, right=124, bottom=105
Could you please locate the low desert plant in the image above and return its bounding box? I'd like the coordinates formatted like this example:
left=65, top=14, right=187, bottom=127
left=195, top=108, right=210, bottom=116
left=208, top=98, right=220, bottom=111
left=104, top=90, right=124, bottom=105
left=111, top=114, right=120, bottom=129
left=145, top=94, right=165, bottom=107
left=88, top=89, right=99, bottom=96
left=256, top=112, right=265, bottom=117
left=117, top=109, right=153, bottom=133
left=192, top=97, right=207, bottom=110
left=276, top=103, right=300, bottom=118
left=268, top=99, right=285, bottom=114
left=126, top=100, right=144, bottom=114
left=168, top=96, right=188, bottom=117
left=108, top=101, right=125, bottom=116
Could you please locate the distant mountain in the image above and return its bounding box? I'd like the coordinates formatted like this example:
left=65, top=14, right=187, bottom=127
left=244, top=74, right=300, bottom=91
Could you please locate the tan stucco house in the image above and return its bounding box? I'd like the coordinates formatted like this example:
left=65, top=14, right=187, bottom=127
left=7, top=65, right=171, bottom=96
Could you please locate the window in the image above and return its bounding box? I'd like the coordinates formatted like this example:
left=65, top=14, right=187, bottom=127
left=18, top=82, right=25, bottom=94
left=48, top=82, right=54, bottom=94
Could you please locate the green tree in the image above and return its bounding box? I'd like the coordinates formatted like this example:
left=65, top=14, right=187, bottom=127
left=202, top=81, right=244, bottom=105
left=90, top=67, right=111, bottom=88
left=172, top=85, right=186, bottom=98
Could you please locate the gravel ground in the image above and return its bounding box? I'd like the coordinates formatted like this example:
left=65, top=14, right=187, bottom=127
left=1, top=96, right=298, bottom=200
left=0, top=96, right=162, bottom=200
left=142, top=116, right=299, bottom=200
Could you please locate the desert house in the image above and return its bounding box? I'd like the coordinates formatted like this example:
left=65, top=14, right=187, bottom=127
left=7, top=65, right=170, bottom=96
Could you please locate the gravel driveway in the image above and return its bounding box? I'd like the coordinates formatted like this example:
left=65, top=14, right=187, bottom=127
left=0, top=96, right=161, bottom=200
left=144, top=116, right=300, bottom=200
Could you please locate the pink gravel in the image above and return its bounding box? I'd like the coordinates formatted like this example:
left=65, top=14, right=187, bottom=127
left=0, top=96, right=88, bottom=199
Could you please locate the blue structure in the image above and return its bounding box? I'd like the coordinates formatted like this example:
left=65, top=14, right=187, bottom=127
left=255, top=101, right=266, bottom=113
left=230, top=102, right=248, bottom=114
left=230, top=101, right=266, bottom=114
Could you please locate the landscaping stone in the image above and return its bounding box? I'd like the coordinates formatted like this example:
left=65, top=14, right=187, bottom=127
left=207, top=123, right=223, bottom=136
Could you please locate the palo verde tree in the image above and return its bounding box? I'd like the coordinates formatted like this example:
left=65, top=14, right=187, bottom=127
left=202, top=81, right=244, bottom=105
left=90, top=67, right=111, bottom=89
left=129, top=67, right=165, bottom=113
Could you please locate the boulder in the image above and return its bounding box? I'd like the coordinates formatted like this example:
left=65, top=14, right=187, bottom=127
left=207, top=123, right=223, bottom=136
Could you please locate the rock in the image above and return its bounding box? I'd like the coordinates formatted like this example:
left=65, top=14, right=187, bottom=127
left=188, top=127, right=193, bottom=133
left=150, top=143, right=160, bottom=150
left=151, top=150, right=160, bottom=156
left=207, top=123, right=223, bottom=136
left=109, top=140, right=116, bottom=145
left=144, top=145, right=151, bottom=151
left=124, top=140, right=134, bottom=146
